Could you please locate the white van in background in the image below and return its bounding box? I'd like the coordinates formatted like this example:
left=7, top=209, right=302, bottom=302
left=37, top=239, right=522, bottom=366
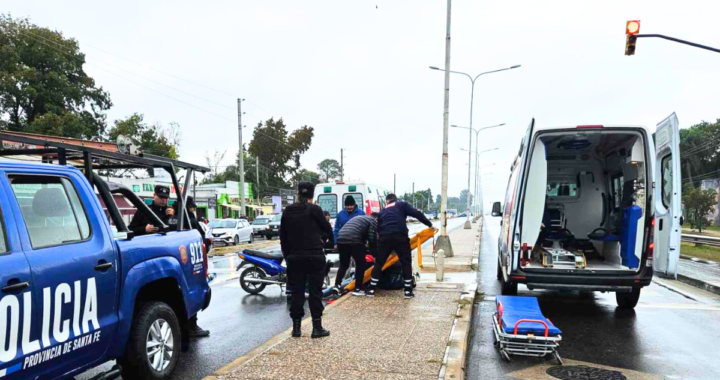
left=314, top=182, right=390, bottom=225
left=491, top=113, right=682, bottom=309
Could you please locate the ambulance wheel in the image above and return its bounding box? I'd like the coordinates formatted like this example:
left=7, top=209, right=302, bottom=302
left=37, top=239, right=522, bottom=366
left=120, top=302, right=181, bottom=380
left=240, top=267, right=267, bottom=294
left=616, top=288, right=641, bottom=309
left=501, top=277, right=517, bottom=296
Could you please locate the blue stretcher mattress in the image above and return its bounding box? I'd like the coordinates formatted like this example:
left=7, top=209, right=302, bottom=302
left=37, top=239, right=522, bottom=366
left=496, top=296, right=562, bottom=336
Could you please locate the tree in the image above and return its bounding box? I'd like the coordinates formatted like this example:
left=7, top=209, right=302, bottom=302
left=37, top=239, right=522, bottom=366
left=317, top=159, right=341, bottom=182
left=247, top=118, right=313, bottom=190
left=0, top=15, right=112, bottom=138
left=683, top=183, right=717, bottom=233
left=107, top=113, right=180, bottom=159
left=459, top=189, right=474, bottom=211
left=204, top=149, right=227, bottom=180
left=293, top=168, right=322, bottom=186
left=680, top=119, right=720, bottom=188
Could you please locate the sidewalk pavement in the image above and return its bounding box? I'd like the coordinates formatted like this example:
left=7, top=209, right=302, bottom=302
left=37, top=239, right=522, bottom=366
left=205, top=221, right=481, bottom=380
left=677, top=258, right=720, bottom=295
left=418, top=220, right=480, bottom=285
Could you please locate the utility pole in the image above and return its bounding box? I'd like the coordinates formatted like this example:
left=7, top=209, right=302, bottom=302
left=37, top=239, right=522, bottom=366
left=340, top=148, right=344, bottom=181
left=412, top=182, right=415, bottom=208
left=237, top=98, right=246, bottom=217
left=436, top=0, right=454, bottom=257
left=256, top=155, right=260, bottom=212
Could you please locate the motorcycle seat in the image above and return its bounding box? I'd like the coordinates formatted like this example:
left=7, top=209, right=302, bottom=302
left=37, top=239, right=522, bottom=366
left=244, top=249, right=284, bottom=261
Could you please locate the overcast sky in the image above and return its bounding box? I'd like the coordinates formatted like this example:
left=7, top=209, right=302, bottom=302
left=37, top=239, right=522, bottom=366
left=5, top=0, right=719, bottom=209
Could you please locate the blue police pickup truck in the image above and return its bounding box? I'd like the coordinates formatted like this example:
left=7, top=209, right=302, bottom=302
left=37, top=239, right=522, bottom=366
left=0, top=131, right=212, bottom=380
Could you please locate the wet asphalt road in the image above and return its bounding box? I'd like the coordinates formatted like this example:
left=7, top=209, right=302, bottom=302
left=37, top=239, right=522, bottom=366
left=467, top=219, right=720, bottom=380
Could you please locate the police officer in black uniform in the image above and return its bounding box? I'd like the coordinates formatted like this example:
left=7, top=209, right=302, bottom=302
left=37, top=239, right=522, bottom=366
left=128, top=185, right=175, bottom=235
left=280, top=182, right=332, bottom=339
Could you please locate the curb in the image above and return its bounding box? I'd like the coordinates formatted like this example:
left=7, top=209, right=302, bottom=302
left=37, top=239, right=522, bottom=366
left=676, top=273, right=720, bottom=297
left=443, top=283, right=478, bottom=380
left=201, top=293, right=354, bottom=380
left=680, top=255, right=719, bottom=266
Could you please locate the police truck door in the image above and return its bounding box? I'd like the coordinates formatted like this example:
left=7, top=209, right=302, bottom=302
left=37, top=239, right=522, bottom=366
left=653, top=113, right=682, bottom=278
left=0, top=182, right=36, bottom=379
left=6, top=173, right=119, bottom=377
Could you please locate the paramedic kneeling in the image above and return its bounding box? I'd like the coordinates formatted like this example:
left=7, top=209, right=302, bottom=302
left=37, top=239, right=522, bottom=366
left=280, top=182, right=333, bottom=338
left=367, top=194, right=433, bottom=299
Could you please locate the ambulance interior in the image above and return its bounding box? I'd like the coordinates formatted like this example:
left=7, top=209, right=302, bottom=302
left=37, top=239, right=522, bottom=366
left=523, top=130, right=647, bottom=272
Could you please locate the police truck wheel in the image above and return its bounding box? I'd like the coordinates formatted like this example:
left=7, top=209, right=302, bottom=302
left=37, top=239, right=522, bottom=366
left=240, top=267, right=267, bottom=294
left=616, top=288, right=641, bottom=309
left=120, top=302, right=181, bottom=380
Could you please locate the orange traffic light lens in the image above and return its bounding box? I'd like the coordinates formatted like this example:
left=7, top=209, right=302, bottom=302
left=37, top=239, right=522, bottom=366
left=626, top=20, right=640, bottom=35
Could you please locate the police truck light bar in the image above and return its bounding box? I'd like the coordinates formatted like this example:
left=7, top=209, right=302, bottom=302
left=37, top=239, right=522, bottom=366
left=625, top=20, right=640, bottom=56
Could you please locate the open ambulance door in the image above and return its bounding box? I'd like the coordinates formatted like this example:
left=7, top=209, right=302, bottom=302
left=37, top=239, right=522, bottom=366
left=653, top=113, right=682, bottom=278
left=509, top=119, right=536, bottom=272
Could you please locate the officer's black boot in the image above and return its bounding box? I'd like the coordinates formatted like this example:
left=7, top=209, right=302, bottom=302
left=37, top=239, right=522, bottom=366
left=291, top=318, right=302, bottom=338
left=311, top=318, right=330, bottom=339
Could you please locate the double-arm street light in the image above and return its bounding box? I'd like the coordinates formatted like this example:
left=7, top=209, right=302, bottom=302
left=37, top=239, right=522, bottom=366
left=431, top=64, right=520, bottom=229
left=454, top=122, right=505, bottom=225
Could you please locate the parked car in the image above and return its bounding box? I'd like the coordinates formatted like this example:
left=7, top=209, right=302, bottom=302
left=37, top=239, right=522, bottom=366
left=209, top=219, right=254, bottom=245
left=492, top=115, right=682, bottom=309
left=251, top=215, right=274, bottom=237
left=264, top=213, right=282, bottom=240
left=0, top=134, right=211, bottom=380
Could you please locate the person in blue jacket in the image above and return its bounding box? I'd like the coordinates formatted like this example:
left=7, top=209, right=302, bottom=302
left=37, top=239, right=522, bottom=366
left=333, top=196, right=365, bottom=247
left=366, top=193, right=433, bottom=299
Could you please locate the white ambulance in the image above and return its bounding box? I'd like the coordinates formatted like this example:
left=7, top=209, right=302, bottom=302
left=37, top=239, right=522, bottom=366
left=491, top=113, right=682, bottom=309
left=314, top=182, right=391, bottom=224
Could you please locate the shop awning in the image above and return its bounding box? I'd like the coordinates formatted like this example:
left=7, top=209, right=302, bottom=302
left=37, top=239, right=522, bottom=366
left=245, top=204, right=262, bottom=210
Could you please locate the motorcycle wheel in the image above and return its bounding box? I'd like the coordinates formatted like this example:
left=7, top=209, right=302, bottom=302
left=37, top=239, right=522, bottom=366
left=240, top=267, right=267, bottom=294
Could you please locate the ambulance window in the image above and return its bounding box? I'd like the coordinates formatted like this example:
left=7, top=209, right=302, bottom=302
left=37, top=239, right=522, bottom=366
left=661, top=155, right=673, bottom=208
left=546, top=181, right=578, bottom=198
left=343, top=193, right=363, bottom=210
left=318, top=194, right=338, bottom=218
left=8, top=175, right=92, bottom=249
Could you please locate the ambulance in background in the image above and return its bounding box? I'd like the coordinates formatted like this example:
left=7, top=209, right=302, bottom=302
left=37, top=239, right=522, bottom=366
left=314, top=182, right=390, bottom=226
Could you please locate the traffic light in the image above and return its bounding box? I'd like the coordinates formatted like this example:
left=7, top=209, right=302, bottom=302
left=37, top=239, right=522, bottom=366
left=625, top=20, right=640, bottom=56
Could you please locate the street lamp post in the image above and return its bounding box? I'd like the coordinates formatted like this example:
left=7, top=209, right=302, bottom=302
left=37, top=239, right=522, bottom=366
left=431, top=65, right=520, bottom=229
left=453, top=123, right=504, bottom=221
left=461, top=147, right=498, bottom=217
left=477, top=163, right=495, bottom=217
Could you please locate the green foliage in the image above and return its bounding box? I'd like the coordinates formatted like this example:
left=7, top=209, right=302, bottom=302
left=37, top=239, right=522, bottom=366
left=680, top=119, right=720, bottom=188
left=0, top=15, right=111, bottom=138
left=317, top=159, right=341, bottom=182
left=293, top=168, right=322, bottom=185
left=247, top=118, right=313, bottom=190
left=683, top=183, right=717, bottom=233
left=108, top=113, right=180, bottom=159
left=400, top=188, right=434, bottom=211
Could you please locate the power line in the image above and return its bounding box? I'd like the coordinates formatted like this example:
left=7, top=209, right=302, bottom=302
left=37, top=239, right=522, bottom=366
left=13, top=26, right=339, bottom=157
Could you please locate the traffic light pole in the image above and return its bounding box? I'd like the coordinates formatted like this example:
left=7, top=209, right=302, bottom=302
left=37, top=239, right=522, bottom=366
left=635, top=34, right=720, bottom=54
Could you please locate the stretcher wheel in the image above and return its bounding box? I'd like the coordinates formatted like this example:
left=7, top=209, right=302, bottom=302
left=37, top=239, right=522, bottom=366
left=501, top=350, right=511, bottom=362
left=553, top=352, right=563, bottom=365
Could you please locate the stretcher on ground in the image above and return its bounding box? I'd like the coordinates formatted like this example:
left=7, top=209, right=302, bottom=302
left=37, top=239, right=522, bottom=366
left=493, top=296, right=563, bottom=364
left=323, top=227, right=437, bottom=297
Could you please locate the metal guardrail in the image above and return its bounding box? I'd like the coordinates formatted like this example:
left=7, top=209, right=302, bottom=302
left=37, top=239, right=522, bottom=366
left=681, top=233, right=720, bottom=248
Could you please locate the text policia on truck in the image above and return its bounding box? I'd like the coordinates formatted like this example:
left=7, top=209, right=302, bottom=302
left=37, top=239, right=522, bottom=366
left=0, top=131, right=212, bottom=380
left=491, top=114, right=682, bottom=309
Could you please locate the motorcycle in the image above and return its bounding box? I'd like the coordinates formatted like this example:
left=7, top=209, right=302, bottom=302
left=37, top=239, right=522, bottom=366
left=236, top=247, right=336, bottom=295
